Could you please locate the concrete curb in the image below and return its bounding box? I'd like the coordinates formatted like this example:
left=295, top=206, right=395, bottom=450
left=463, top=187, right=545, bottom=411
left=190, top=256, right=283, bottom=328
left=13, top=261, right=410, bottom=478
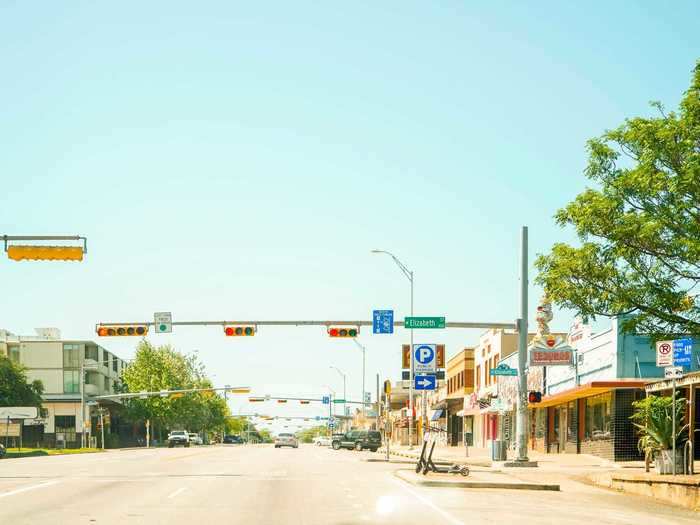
left=394, top=469, right=560, bottom=491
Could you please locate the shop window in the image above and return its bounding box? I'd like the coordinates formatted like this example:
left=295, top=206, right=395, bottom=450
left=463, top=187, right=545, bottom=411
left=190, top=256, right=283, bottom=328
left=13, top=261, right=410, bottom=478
left=534, top=408, right=546, bottom=439
left=84, top=345, right=98, bottom=362
left=63, top=370, right=80, bottom=393
left=585, top=393, right=611, bottom=440
left=63, top=344, right=80, bottom=368
left=55, top=415, right=77, bottom=443
left=8, top=344, right=20, bottom=363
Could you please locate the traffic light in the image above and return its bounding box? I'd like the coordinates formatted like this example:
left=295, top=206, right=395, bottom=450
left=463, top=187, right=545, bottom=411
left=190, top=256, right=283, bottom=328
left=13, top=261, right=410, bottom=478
left=528, top=391, right=542, bottom=403
left=277, top=399, right=287, bottom=404
left=328, top=327, right=359, bottom=338
left=248, top=397, right=265, bottom=402
left=299, top=400, right=310, bottom=404
left=224, top=325, right=255, bottom=337
left=7, top=245, right=84, bottom=261
left=97, top=325, right=148, bottom=337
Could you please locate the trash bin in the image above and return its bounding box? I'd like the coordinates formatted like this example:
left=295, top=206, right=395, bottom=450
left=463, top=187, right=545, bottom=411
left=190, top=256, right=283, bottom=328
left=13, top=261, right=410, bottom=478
left=491, top=440, right=507, bottom=461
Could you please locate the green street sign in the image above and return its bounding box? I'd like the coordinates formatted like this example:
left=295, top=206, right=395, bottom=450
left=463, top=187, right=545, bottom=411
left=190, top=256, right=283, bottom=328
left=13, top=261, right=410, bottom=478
left=404, top=317, right=445, bottom=329
left=332, top=399, right=346, bottom=404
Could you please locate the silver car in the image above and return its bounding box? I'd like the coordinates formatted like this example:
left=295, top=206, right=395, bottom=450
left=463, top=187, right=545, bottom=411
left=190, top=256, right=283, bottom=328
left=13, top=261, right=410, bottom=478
left=274, top=433, right=299, bottom=448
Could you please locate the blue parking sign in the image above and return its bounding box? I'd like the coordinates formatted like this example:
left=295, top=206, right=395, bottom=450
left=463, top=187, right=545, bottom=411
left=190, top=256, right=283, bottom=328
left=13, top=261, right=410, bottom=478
left=373, top=310, right=394, bottom=334
left=673, top=337, right=693, bottom=367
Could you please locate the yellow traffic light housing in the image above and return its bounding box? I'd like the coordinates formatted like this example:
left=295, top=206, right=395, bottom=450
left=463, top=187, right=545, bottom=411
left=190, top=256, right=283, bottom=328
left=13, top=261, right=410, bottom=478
left=7, top=245, right=84, bottom=261
left=97, top=325, right=149, bottom=337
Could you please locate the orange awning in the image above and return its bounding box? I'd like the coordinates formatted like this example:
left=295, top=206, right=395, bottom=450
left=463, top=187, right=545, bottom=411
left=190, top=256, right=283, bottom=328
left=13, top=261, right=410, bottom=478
left=531, top=380, right=648, bottom=408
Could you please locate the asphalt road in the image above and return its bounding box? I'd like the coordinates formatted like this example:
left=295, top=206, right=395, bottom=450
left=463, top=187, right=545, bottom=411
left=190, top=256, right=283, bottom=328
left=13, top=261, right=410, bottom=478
left=0, top=444, right=697, bottom=524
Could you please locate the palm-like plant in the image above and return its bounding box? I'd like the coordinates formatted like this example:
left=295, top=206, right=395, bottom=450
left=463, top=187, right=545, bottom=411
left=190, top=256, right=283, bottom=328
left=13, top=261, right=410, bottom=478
left=630, top=394, right=688, bottom=470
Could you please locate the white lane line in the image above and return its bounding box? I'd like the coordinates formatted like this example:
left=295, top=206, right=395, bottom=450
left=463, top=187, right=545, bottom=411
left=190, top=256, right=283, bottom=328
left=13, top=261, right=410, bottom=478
left=0, top=480, right=61, bottom=499
left=167, top=487, right=187, bottom=499
left=391, top=478, right=464, bottom=525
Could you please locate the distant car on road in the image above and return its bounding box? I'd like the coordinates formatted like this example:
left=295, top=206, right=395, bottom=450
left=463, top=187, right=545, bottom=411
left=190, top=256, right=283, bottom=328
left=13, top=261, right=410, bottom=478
left=188, top=433, right=203, bottom=445
left=274, top=433, right=299, bottom=448
left=223, top=435, right=244, bottom=444
left=312, top=436, right=331, bottom=447
left=168, top=430, right=190, bottom=448
left=331, top=430, right=381, bottom=452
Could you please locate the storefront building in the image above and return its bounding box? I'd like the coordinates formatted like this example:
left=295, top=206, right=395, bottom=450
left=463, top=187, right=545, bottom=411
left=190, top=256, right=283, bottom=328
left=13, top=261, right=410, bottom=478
left=497, top=316, right=699, bottom=461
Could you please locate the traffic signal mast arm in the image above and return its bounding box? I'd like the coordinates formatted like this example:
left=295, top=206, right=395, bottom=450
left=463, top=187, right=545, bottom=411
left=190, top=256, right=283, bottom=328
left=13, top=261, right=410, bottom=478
left=92, top=385, right=250, bottom=400
left=96, top=319, right=517, bottom=330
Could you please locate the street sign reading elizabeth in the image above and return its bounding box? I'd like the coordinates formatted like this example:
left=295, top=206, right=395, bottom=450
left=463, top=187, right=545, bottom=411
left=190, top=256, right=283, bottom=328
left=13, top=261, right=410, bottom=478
left=404, top=317, right=445, bottom=329
left=656, top=340, right=673, bottom=367
left=489, top=363, right=518, bottom=376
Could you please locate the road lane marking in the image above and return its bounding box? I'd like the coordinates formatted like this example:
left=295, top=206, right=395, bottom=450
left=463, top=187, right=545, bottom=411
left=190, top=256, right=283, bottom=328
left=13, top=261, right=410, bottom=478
left=391, top=478, right=464, bottom=525
left=167, top=487, right=187, bottom=499
left=0, top=480, right=60, bottom=499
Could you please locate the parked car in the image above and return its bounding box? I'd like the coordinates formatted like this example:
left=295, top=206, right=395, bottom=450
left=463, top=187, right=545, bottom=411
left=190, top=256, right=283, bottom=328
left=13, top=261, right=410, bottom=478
left=168, top=430, right=190, bottom=448
left=331, top=430, right=382, bottom=452
left=223, top=434, right=244, bottom=444
left=274, top=433, right=299, bottom=448
left=312, top=436, right=331, bottom=446
left=188, top=433, right=203, bottom=445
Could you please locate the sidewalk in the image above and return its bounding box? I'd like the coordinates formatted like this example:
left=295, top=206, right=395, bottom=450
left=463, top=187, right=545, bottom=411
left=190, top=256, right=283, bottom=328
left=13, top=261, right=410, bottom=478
left=378, top=443, right=700, bottom=510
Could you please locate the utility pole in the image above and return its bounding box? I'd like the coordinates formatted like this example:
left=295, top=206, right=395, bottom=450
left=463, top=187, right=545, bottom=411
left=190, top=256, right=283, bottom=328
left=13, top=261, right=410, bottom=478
left=376, top=373, right=380, bottom=431
left=371, top=250, right=415, bottom=448
left=516, top=226, right=530, bottom=463
left=352, top=340, right=367, bottom=418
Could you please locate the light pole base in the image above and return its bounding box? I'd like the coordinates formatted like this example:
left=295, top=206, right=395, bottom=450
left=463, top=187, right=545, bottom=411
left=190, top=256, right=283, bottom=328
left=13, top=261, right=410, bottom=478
left=504, top=459, right=539, bottom=468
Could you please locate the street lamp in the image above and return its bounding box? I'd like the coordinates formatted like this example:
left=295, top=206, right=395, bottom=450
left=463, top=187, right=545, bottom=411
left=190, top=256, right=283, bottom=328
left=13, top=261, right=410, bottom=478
left=80, top=362, right=99, bottom=448
left=351, top=339, right=366, bottom=417
left=372, top=249, right=416, bottom=448
left=329, top=366, right=346, bottom=417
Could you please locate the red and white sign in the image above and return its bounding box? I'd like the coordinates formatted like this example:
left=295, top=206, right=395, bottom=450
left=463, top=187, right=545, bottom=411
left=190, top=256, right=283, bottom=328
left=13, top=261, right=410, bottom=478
left=656, top=340, right=673, bottom=367
left=529, top=335, right=573, bottom=366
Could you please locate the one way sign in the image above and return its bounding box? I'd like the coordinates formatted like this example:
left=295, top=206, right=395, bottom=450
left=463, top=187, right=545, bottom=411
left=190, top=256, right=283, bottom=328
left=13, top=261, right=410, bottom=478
left=414, top=375, right=436, bottom=390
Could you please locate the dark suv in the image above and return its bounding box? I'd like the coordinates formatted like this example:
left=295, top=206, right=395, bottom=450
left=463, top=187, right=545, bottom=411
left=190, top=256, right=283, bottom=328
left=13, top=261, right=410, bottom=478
left=331, top=430, right=381, bottom=452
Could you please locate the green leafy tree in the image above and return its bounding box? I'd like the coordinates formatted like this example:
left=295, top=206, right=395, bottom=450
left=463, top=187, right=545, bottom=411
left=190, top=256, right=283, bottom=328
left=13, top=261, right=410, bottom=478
left=120, top=341, right=226, bottom=438
left=296, top=425, right=328, bottom=443
left=536, top=62, right=700, bottom=339
left=0, top=356, right=44, bottom=408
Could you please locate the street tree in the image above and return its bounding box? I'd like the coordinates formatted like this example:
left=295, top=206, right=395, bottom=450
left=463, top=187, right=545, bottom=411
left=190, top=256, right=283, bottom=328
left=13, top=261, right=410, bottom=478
left=536, top=61, right=700, bottom=340
left=0, top=356, right=44, bottom=408
left=120, top=341, right=225, bottom=439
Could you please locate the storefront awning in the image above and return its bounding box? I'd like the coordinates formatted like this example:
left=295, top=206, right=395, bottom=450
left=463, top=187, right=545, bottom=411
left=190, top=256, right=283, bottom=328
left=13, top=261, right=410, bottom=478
left=430, top=409, right=445, bottom=421
left=532, top=380, right=648, bottom=408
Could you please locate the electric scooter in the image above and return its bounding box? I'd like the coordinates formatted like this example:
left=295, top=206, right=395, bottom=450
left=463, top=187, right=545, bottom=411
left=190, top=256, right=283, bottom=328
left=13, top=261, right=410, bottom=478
left=421, top=440, right=470, bottom=476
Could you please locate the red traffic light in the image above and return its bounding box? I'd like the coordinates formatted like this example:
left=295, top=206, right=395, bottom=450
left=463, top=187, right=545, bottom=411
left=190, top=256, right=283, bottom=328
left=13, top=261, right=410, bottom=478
left=328, top=327, right=358, bottom=338
left=528, top=391, right=542, bottom=403
left=224, top=325, right=255, bottom=337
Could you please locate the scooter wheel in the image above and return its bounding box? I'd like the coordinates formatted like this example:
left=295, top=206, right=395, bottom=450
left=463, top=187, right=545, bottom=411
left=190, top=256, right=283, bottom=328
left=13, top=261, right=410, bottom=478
left=460, top=467, right=469, bottom=477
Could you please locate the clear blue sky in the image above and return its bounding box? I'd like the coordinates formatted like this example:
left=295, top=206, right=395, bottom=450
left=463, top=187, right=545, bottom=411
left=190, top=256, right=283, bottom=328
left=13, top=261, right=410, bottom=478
left=2, top=2, right=698, bottom=429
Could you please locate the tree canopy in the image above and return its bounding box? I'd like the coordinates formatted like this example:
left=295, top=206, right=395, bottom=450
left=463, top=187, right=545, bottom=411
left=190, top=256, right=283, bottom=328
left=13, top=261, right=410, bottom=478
left=536, top=61, right=700, bottom=339
left=0, top=356, right=44, bottom=408
left=119, top=341, right=229, bottom=434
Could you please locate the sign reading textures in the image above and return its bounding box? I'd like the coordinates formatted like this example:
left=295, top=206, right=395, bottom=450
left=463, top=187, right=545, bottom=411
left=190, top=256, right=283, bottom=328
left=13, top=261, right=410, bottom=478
left=529, top=334, right=574, bottom=367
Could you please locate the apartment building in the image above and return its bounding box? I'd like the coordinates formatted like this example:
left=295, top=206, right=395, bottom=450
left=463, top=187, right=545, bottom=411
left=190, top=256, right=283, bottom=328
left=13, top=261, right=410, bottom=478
left=0, top=328, right=128, bottom=448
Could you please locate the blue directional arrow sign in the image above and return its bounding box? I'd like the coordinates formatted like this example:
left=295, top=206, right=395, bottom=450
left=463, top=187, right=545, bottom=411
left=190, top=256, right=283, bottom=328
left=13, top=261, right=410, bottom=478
left=414, top=374, right=437, bottom=390
left=373, top=310, right=394, bottom=334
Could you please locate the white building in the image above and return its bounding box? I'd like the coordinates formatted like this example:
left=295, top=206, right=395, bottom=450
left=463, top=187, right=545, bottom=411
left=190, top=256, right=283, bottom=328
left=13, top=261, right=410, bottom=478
left=0, top=328, right=128, bottom=448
